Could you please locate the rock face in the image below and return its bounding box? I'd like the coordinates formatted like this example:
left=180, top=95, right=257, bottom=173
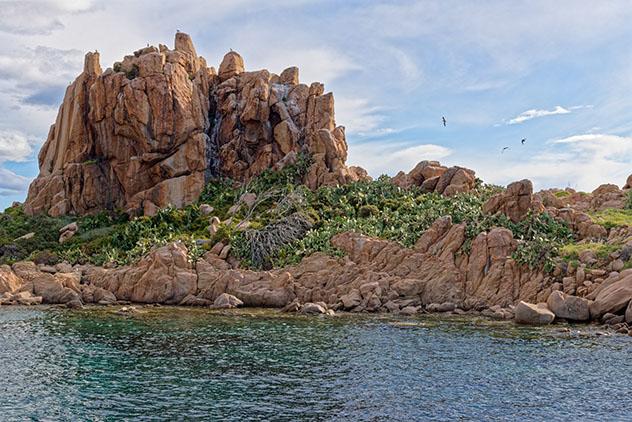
left=24, top=32, right=363, bottom=217
left=483, top=179, right=544, bottom=223
left=392, top=161, right=476, bottom=196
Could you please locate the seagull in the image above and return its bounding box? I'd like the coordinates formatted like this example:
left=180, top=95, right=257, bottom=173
left=521, top=138, right=526, bottom=145
left=502, top=146, right=510, bottom=153
left=442, top=116, right=447, bottom=127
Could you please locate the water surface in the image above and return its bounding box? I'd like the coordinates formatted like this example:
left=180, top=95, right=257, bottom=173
left=0, top=306, right=629, bottom=421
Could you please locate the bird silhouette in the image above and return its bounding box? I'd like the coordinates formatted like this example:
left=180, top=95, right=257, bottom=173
left=177, top=29, right=180, bottom=33
left=502, top=146, right=510, bottom=153
left=442, top=116, right=447, bottom=127
left=521, top=138, right=526, bottom=145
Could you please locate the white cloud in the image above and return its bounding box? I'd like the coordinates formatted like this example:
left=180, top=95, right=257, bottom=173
left=469, top=133, right=632, bottom=191
left=348, top=141, right=452, bottom=177
left=507, top=106, right=571, bottom=125
left=0, top=167, right=30, bottom=193
left=0, top=130, right=33, bottom=162
left=335, top=98, right=385, bottom=135
left=0, top=0, right=97, bottom=35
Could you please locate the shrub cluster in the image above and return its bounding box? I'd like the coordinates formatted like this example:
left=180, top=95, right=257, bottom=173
left=0, top=153, right=574, bottom=272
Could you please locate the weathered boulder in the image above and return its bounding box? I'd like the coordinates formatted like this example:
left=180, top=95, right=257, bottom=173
left=392, top=161, right=476, bottom=195
left=483, top=179, right=543, bottom=223
left=24, top=32, right=365, bottom=217
left=0, top=265, right=22, bottom=294
left=546, top=291, right=590, bottom=321
left=213, top=293, right=243, bottom=309
left=84, top=242, right=197, bottom=304
left=300, top=302, right=327, bottom=314
left=589, top=274, right=632, bottom=319
left=514, top=301, right=555, bottom=325
left=11, top=261, right=80, bottom=304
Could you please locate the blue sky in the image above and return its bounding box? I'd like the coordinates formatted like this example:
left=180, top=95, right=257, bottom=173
left=1, top=0, right=631, bottom=210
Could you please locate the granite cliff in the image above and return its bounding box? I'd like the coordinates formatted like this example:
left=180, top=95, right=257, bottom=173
left=24, top=32, right=364, bottom=217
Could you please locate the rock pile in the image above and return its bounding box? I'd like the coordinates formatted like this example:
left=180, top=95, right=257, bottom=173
left=24, top=32, right=366, bottom=217
left=392, top=161, right=476, bottom=196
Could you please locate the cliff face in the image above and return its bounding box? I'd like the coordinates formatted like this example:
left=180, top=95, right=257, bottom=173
left=24, top=33, right=362, bottom=216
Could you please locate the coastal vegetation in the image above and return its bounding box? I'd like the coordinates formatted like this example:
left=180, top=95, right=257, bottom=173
left=0, top=155, right=575, bottom=273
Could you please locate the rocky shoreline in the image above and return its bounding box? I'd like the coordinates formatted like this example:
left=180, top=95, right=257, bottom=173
left=4, top=32, right=632, bottom=337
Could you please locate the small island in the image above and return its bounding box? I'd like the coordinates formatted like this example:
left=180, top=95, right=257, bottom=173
left=1, top=33, right=632, bottom=332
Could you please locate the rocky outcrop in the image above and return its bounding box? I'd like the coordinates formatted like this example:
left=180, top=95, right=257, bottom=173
left=392, top=161, right=476, bottom=196
left=24, top=32, right=364, bottom=217
left=483, top=179, right=544, bottom=223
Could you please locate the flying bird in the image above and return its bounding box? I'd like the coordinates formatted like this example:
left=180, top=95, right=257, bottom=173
left=442, top=116, right=447, bottom=127
left=501, top=146, right=510, bottom=153
left=521, top=138, right=526, bottom=145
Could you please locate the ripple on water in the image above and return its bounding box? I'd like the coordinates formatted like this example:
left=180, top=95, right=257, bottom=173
left=0, top=307, right=630, bottom=421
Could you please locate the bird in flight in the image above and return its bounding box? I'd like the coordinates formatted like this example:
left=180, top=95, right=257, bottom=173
left=521, top=138, right=526, bottom=145
left=442, top=116, right=447, bottom=127
left=501, top=146, right=510, bottom=153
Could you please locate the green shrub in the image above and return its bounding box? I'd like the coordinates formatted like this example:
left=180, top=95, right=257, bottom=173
left=626, top=191, right=632, bottom=210
left=358, top=205, right=380, bottom=218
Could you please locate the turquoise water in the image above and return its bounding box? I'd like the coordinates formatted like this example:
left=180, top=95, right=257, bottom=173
left=0, top=306, right=630, bottom=421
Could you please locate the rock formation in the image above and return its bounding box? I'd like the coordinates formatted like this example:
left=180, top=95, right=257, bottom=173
left=483, top=179, right=544, bottom=223
left=0, top=216, right=554, bottom=311
left=392, top=161, right=476, bottom=196
left=24, top=32, right=363, bottom=217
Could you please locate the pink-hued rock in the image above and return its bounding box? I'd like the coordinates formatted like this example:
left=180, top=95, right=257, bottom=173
left=24, top=32, right=366, bottom=217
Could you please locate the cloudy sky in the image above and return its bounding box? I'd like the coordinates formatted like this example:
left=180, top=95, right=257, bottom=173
left=1, top=0, right=631, bottom=210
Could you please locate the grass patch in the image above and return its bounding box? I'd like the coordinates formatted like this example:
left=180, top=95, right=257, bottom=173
left=554, top=191, right=571, bottom=198
left=560, top=242, right=620, bottom=260
left=590, top=208, right=632, bottom=229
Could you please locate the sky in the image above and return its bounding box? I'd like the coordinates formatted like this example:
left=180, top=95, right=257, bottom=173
left=0, top=0, right=631, bottom=210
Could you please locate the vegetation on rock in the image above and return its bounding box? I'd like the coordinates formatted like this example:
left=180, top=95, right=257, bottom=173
left=1, top=154, right=576, bottom=273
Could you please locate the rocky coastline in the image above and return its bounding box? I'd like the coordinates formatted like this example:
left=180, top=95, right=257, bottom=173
left=3, top=32, right=632, bottom=336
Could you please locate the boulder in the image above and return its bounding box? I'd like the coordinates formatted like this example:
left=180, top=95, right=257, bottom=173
left=426, top=302, right=456, bottom=312
left=483, top=179, right=543, bottom=223
left=213, top=293, right=243, bottom=309
left=514, top=301, right=555, bottom=325
left=13, top=291, right=43, bottom=305
left=626, top=300, right=632, bottom=324
left=546, top=291, right=590, bottom=321
left=392, top=161, right=476, bottom=195
left=300, top=302, right=327, bottom=314
left=589, top=274, right=632, bottom=319
left=0, top=265, right=22, bottom=294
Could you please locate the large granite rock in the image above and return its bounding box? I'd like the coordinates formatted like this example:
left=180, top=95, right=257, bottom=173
left=392, top=161, right=476, bottom=196
left=589, top=273, right=632, bottom=319
left=546, top=290, right=590, bottom=321
left=514, top=301, right=555, bottom=325
left=483, top=179, right=544, bottom=223
left=24, top=32, right=365, bottom=217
